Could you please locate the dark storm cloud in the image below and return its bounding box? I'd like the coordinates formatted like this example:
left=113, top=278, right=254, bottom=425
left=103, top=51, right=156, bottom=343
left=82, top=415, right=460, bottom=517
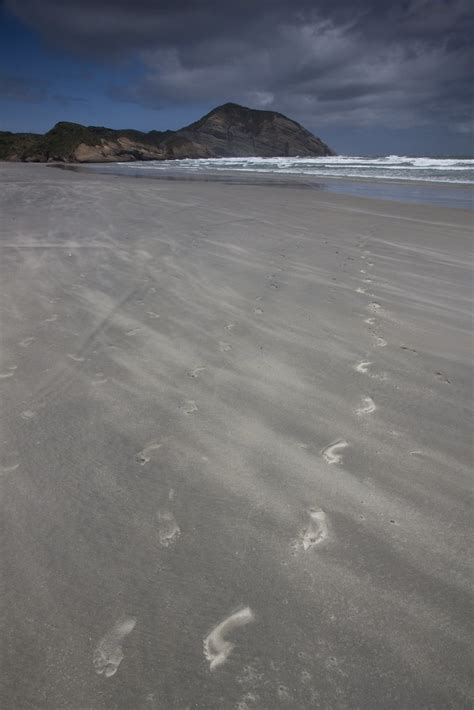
left=6, top=0, right=474, bottom=133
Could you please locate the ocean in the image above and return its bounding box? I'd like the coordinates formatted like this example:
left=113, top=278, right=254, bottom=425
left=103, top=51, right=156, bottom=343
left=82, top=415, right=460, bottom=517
left=80, top=155, right=474, bottom=209
left=110, top=155, right=474, bottom=184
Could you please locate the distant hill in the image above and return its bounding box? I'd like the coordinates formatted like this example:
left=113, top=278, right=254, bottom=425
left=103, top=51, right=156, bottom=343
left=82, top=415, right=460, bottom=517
left=0, top=103, right=334, bottom=163
left=180, top=103, right=333, bottom=158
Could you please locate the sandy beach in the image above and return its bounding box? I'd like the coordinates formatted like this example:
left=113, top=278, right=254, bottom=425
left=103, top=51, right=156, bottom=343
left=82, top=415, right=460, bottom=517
left=0, top=163, right=472, bottom=709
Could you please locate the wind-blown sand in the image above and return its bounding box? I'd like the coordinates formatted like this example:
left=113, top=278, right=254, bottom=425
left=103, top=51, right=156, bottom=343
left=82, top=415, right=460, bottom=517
left=0, top=163, right=472, bottom=709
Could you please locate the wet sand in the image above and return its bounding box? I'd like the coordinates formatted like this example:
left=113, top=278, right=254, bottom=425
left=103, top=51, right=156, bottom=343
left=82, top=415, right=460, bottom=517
left=65, top=162, right=474, bottom=210
left=0, top=163, right=472, bottom=709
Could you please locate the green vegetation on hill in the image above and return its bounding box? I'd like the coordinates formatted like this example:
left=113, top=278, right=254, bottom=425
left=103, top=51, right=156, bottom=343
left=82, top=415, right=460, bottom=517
left=33, top=123, right=170, bottom=161
left=0, top=131, right=40, bottom=160
left=0, top=122, right=171, bottom=162
left=33, top=122, right=104, bottom=161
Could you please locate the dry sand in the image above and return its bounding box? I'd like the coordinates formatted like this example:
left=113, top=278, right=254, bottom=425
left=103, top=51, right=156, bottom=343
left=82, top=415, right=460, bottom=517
left=0, top=163, right=472, bottom=709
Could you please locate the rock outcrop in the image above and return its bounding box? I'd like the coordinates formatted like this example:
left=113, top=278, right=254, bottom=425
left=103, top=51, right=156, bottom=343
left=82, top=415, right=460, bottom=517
left=0, top=103, right=334, bottom=163
left=179, top=103, right=333, bottom=157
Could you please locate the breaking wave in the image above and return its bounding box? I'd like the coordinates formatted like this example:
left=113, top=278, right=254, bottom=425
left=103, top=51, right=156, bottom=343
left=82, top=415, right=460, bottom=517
left=114, top=155, right=474, bottom=184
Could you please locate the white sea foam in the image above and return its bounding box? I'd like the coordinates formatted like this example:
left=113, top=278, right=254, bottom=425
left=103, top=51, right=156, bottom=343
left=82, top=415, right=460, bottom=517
left=113, top=155, right=474, bottom=184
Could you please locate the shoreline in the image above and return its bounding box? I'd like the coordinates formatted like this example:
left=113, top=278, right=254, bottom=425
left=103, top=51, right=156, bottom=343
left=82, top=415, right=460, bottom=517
left=4, top=162, right=471, bottom=222
left=50, top=161, right=474, bottom=210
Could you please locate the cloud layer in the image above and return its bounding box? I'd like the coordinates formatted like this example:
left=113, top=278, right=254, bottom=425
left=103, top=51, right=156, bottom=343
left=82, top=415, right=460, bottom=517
left=6, top=0, right=473, bottom=133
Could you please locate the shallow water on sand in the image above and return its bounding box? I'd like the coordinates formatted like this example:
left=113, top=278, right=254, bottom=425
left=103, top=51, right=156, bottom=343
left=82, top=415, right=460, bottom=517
left=76, top=162, right=473, bottom=210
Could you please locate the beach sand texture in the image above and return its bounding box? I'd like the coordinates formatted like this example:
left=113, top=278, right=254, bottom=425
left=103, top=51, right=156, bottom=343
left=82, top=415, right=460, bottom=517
left=0, top=164, right=472, bottom=709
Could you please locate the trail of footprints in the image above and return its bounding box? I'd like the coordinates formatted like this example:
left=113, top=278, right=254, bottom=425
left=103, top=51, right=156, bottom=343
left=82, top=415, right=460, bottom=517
left=7, top=240, right=437, bottom=689
left=314, top=240, right=384, bottom=502
left=13, top=241, right=447, bottom=691
left=352, top=245, right=383, bottom=431
left=16, top=245, right=371, bottom=683
left=313, top=240, right=385, bottom=492
left=90, top=263, right=328, bottom=682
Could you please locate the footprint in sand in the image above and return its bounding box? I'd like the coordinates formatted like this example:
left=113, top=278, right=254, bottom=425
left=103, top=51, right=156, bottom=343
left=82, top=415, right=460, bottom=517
left=373, top=336, right=387, bottom=347
left=362, top=279, right=373, bottom=284
left=355, top=360, right=372, bottom=374
left=157, top=509, right=181, bottom=547
left=93, top=616, right=136, bottom=678
left=135, top=441, right=162, bottom=465
left=298, top=508, right=330, bottom=551
left=187, top=367, right=206, bottom=379
left=203, top=607, right=255, bottom=671
left=0, top=370, right=15, bottom=379
left=67, top=353, right=85, bottom=362
left=219, top=341, right=232, bottom=352
left=355, top=396, right=376, bottom=415
left=321, top=440, right=348, bottom=465
left=276, top=685, right=293, bottom=702
left=356, top=287, right=367, bottom=294
left=180, top=400, right=198, bottom=415
left=0, top=463, right=20, bottom=476
left=19, top=337, right=35, bottom=348
left=365, top=317, right=376, bottom=325
left=254, top=308, right=264, bottom=315
left=367, top=302, right=381, bottom=314
left=92, top=372, right=108, bottom=385
left=146, top=311, right=160, bottom=319
left=126, top=328, right=141, bottom=336
left=225, top=323, right=236, bottom=332
left=435, top=371, right=450, bottom=383
left=236, top=693, right=259, bottom=709
left=44, top=314, right=58, bottom=323
left=21, top=409, right=36, bottom=420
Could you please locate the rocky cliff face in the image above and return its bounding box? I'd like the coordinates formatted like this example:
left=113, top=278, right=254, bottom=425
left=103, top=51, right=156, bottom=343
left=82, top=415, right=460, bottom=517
left=179, top=103, right=334, bottom=157
left=0, top=123, right=172, bottom=163
left=0, top=103, right=334, bottom=163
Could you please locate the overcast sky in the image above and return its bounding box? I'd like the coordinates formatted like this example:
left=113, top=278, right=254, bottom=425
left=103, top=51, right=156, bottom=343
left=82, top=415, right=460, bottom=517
left=1, top=0, right=472, bottom=155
